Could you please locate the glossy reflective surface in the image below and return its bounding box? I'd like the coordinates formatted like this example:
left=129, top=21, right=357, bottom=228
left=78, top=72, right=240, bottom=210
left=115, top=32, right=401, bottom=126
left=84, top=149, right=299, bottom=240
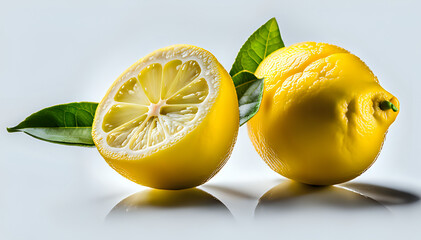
left=2, top=0, right=421, bottom=239
left=107, top=188, right=233, bottom=221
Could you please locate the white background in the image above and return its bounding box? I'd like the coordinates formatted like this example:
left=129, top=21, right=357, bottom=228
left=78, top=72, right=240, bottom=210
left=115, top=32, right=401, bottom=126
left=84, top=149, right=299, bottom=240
left=1, top=0, right=420, bottom=239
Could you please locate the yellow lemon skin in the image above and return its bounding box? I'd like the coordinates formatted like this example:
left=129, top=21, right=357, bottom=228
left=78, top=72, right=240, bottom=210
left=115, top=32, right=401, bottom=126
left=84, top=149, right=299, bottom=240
left=248, top=42, right=399, bottom=185
left=93, top=45, right=239, bottom=190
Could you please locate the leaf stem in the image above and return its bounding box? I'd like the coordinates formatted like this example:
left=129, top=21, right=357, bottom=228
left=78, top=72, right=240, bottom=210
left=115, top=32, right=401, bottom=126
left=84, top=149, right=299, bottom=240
left=379, top=100, right=398, bottom=112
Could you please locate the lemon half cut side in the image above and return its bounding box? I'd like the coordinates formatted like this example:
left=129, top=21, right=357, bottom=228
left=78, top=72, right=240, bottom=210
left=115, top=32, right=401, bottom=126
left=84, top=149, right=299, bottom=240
left=92, top=45, right=239, bottom=190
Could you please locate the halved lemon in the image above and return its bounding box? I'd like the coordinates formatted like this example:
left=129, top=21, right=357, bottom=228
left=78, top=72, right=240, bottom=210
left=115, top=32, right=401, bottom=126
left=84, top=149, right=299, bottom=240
left=92, top=45, right=239, bottom=190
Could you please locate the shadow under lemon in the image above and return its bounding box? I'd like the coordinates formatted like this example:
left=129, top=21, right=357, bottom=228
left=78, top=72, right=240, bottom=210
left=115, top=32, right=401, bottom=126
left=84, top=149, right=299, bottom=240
left=107, top=188, right=232, bottom=222
left=255, top=180, right=419, bottom=220
left=341, top=182, right=419, bottom=205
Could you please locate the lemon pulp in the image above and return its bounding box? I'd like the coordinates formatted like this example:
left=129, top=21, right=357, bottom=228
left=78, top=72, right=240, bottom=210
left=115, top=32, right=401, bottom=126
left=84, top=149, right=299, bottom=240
left=102, top=60, right=210, bottom=152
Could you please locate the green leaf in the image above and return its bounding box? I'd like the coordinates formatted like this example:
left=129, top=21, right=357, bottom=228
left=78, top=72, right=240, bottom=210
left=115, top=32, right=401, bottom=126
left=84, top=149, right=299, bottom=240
left=7, top=102, right=98, bottom=146
left=230, top=17, right=284, bottom=77
left=233, top=71, right=264, bottom=126
left=230, top=18, right=284, bottom=126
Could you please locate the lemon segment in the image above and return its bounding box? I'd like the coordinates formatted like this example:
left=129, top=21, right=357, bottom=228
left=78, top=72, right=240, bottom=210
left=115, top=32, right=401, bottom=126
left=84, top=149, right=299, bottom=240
left=137, top=63, right=163, bottom=104
left=114, top=77, right=150, bottom=105
left=106, top=115, right=147, bottom=148
left=166, top=78, right=209, bottom=104
left=102, top=104, right=149, bottom=132
left=92, top=45, right=239, bottom=189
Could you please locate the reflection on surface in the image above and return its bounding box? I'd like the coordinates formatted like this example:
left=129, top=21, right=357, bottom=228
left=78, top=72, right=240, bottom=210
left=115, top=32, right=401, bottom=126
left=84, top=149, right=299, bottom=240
left=203, top=184, right=257, bottom=199
left=341, top=182, right=419, bottom=205
left=255, top=180, right=389, bottom=219
left=107, top=188, right=232, bottom=222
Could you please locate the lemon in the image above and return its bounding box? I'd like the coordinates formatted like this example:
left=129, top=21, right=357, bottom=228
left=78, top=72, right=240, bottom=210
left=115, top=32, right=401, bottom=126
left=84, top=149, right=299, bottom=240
left=92, top=45, right=239, bottom=190
left=248, top=42, right=399, bottom=185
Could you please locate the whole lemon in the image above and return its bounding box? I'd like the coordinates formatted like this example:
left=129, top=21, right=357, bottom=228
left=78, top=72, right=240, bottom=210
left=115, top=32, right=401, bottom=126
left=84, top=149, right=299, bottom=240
left=248, top=42, right=399, bottom=185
